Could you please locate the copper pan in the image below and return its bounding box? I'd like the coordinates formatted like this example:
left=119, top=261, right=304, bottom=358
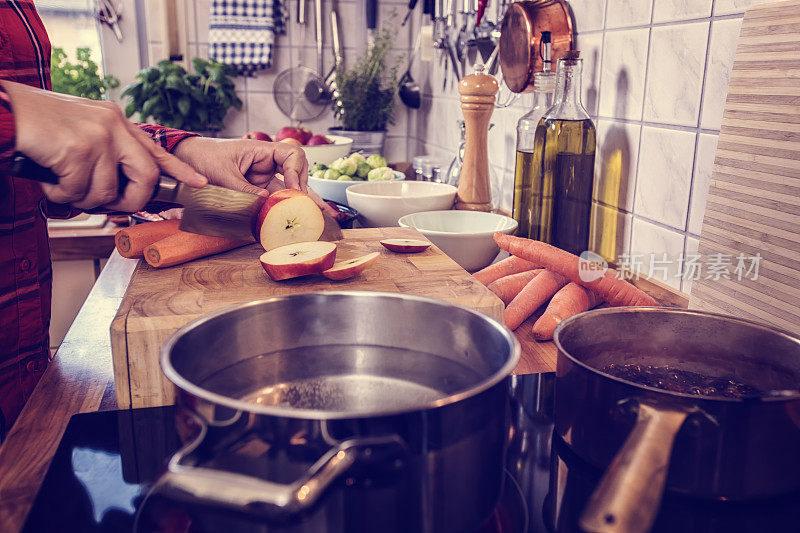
left=498, top=1, right=574, bottom=93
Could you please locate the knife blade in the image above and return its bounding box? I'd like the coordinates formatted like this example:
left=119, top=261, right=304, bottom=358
left=11, top=153, right=261, bottom=242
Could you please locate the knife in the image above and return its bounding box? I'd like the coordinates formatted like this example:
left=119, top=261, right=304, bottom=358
left=11, top=153, right=343, bottom=242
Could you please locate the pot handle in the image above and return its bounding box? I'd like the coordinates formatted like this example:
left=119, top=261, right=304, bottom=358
left=579, top=403, right=689, bottom=533
left=159, top=427, right=404, bottom=519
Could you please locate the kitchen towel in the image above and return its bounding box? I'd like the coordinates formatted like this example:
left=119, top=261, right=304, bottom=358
left=208, top=0, right=287, bottom=76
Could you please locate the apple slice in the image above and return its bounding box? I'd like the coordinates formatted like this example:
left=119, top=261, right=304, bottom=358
left=260, top=241, right=337, bottom=281
left=254, top=189, right=325, bottom=251
left=380, top=239, right=431, bottom=253
left=322, top=252, right=380, bottom=281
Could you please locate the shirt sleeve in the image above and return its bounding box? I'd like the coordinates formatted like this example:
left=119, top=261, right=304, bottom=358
left=0, top=85, right=15, bottom=174
left=136, top=124, right=198, bottom=152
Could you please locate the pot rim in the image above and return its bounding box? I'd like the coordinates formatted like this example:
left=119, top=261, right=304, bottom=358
left=552, top=306, right=800, bottom=403
left=160, top=291, right=521, bottom=419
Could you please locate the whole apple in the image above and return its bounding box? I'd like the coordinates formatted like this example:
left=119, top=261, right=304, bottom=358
left=279, top=138, right=303, bottom=146
left=276, top=126, right=313, bottom=145
left=306, top=134, right=332, bottom=146
left=242, top=131, right=272, bottom=141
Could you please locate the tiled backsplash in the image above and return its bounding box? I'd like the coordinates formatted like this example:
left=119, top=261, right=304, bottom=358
left=142, top=0, right=417, bottom=163
left=410, top=0, right=763, bottom=292
left=143, top=0, right=767, bottom=292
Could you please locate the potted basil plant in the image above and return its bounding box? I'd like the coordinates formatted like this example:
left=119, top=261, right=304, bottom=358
left=332, top=25, right=402, bottom=153
left=122, top=58, right=242, bottom=135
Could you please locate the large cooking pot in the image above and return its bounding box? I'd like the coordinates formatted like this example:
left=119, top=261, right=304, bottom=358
left=158, top=291, right=520, bottom=531
left=552, top=307, right=800, bottom=533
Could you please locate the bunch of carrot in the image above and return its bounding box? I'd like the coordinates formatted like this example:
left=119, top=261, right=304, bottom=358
left=474, top=234, right=659, bottom=340
left=114, top=220, right=249, bottom=268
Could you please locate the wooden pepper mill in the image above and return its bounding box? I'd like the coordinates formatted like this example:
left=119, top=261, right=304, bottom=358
left=455, top=65, right=499, bottom=211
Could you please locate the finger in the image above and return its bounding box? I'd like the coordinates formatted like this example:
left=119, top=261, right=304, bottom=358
left=104, top=134, right=162, bottom=212
left=269, top=145, right=308, bottom=192
left=217, top=168, right=271, bottom=197
left=125, top=122, right=207, bottom=187
left=71, top=152, right=121, bottom=210
left=38, top=147, right=96, bottom=205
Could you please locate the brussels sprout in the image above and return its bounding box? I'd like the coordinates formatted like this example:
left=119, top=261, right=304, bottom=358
left=366, top=154, right=388, bottom=169
left=323, top=168, right=341, bottom=180
left=337, top=175, right=354, bottom=181
left=310, top=163, right=327, bottom=173
left=329, top=157, right=346, bottom=171
left=311, top=170, right=325, bottom=180
left=367, top=166, right=396, bottom=181
left=348, top=152, right=366, bottom=164
left=337, top=158, right=358, bottom=176
left=356, top=161, right=371, bottom=178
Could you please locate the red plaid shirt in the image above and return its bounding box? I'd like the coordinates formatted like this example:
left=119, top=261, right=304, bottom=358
left=0, top=0, right=195, bottom=435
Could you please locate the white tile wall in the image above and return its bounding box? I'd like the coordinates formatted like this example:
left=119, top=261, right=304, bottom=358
left=410, top=0, right=761, bottom=292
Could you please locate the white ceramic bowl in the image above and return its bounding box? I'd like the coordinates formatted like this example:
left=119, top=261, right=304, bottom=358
left=398, top=210, right=518, bottom=271
left=309, top=171, right=405, bottom=206
left=299, top=134, right=353, bottom=168
left=346, top=181, right=458, bottom=227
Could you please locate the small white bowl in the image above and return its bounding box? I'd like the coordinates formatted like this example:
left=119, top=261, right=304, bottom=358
left=299, top=134, right=353, bottom=168
left=309, top=171, right=405, bottom=206
left=346, top=181, right=458, bottom=227
left=398, top=210, right=518, bottom=271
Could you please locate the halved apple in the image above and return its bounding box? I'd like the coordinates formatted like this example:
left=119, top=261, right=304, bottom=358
left=380, top=238, right=431, bottom=253
left=253, top=189, right=325, bottom=251
left=322, top=252, right=380, bottom=281
left=259, top=241, right=337, bottom=281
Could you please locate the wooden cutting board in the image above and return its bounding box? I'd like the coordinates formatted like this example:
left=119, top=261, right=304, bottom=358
left=111, top=227, right=505, bottom=409
left=689, top=0, right=800, bottom=335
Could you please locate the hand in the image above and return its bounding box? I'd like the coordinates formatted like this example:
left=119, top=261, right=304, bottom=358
left=171, top=137, right=308, bottom=197
left=3, top=81, right=206, bottom=211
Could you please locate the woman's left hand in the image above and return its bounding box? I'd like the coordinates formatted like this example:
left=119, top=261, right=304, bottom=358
left=172, top=137, right=308, bottom=196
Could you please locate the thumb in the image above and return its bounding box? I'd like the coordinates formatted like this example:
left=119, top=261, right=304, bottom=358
left=219, top=170, right=271, bottom=197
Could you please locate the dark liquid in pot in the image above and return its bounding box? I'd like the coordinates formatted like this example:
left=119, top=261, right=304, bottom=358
left=600, top=363, right=765, bottom=399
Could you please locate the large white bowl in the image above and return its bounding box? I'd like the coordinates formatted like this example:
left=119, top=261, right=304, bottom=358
left=346, top=181, right=458, bottom=227
left=309, top=171, right=405, bottom=205
left=299, top=134, right=353, bottom=167
left=398, top=210, right=518, bottom=272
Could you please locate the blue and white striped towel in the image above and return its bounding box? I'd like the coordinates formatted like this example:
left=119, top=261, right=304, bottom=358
left=208, top=0, right=287, bottom=76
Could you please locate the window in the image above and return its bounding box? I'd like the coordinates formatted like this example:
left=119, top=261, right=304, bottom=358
left=35, top=0, right=105, bottom=72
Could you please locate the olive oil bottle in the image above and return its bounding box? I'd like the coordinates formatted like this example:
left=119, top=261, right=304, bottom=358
left=519, top=51, right=596, bottom=256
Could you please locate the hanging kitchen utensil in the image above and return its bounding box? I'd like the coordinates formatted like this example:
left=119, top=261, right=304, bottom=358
left=498, top=0, right=573, bottom=93
left=324, top=3, right=343, bottom=90
left=401, top=0, right=419, bottom=25
left=302, top=0, right=329, bottom=105
left=273, top=0, right=328, bottom=121
left=399, top=31, right=422, bottom=108
left=366, top=0, right=378, bottom=49
left=95, top=0, right=124, bottom=42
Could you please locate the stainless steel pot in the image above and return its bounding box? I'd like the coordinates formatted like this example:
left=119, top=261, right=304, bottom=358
left=552, top=307, right=800, bottom=533
left=159, top=291, right=520, bottom=531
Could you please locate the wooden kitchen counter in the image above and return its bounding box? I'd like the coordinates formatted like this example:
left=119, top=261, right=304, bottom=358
left=0, top=248, right=686, bottom=531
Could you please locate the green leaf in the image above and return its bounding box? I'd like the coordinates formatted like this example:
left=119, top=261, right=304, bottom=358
left=124, top=101, right=136, bottom=118
left=177, top=95, right=191, bottom=116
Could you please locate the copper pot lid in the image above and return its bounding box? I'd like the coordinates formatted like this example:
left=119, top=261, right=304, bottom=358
left=498, top=1, right=574, bottom=93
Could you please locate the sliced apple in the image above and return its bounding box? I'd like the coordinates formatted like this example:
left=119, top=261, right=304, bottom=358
left=253, top=189, right=325, bottom=251
left=380, top=239, right=431, bottom=253
left=260, top=241, right=337, bottom=281
left=322, top=252, right=380, bottom=281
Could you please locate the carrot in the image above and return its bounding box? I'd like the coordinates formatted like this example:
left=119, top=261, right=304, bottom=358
left=532, top=283, right=603, bottom=341
left=504, top=270, right=568, bottom=330
left=473, top=255, right=539, bottom=285
left=488, top=269, right=543, bottom=305
left=143, top=231, right=249, bottom=268
left=115, top=220, right=181, bottom=259
left=494, top=234, right=659, bottom=307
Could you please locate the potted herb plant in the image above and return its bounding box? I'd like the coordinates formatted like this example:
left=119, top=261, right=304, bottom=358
left=121, top=58, right=242, bottom=134
left=51, top=47, right=119, bottom=100
left=331, top=26, right=402, bottom=153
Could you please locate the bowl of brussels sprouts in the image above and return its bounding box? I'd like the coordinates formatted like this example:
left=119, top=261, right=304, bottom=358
left=308, top=152, right=404, bottom=205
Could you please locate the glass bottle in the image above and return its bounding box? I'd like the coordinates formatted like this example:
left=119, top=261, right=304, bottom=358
left=445, top=121, right=466, bottom=187
left=512, top=71, right=556, bottom=237
left=527, top=52, right=596, bottom=255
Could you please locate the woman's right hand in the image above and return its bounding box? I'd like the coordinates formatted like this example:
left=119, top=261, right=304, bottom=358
left=2, top=81, right=207, bottom=211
